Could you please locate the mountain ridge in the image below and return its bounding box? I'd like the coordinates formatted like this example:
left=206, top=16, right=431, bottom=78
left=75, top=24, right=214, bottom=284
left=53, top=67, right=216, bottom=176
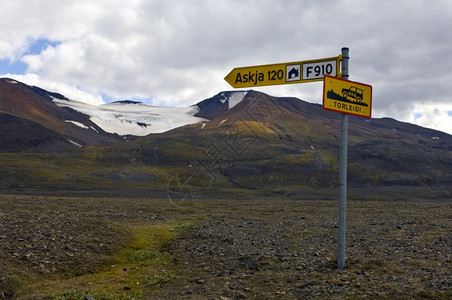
left=0, top=78, right=451, bottom=196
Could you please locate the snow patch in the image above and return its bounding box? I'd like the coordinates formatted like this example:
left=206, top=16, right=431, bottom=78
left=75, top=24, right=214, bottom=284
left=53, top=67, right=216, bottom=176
left=220, top=92, right=248, bottom=109
left=67, top=139, right=82, bottom=147
left=227, top=91, right=247, bottom=109
left=50, top=95, right=67, bottom=101
left=66, top=120, right=89, bottom=129
left=6, top=80, right=18, bottom=84
left=218, top=91, right=247, bottom=109
left=53, top=98, right=206, bottom=136
left=218, top=119, right=228, bottom=125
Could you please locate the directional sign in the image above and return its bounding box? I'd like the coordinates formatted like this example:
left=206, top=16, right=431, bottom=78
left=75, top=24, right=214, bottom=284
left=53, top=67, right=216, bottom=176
left=323, top=75, right=372, bottom=118
left=225, top=56, right=341, bottom=88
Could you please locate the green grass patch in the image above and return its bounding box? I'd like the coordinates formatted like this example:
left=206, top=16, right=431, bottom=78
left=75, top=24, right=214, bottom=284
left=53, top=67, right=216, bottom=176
left=126, top=245, right=168, bottom=265
left=115, top=225, right=174, bottom=264
left=144, top=271, right=176, bottom=287
left=20, top=221, right=196, bottom=299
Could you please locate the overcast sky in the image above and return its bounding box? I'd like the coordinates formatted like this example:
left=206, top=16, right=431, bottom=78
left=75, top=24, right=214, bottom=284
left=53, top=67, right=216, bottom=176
left=1, top=0, right=451, bottom=134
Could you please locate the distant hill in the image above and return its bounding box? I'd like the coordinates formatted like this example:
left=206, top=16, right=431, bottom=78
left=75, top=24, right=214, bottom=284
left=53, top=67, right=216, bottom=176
left=84, top=90, right=451, bottom=194
left=0, top=78, right=451, bottom=198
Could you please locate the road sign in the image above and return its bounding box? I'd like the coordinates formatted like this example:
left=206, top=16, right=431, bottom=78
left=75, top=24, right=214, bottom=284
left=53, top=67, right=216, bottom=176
left=323, top=75, right=372, bottom=118
left=225, top=56, right=341, bottom=88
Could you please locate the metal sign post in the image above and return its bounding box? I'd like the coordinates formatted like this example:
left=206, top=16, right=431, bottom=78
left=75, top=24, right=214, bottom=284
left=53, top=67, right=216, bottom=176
left=322, top=48, right=372, bottom=269
left=337, top=47, right=349, bottom=269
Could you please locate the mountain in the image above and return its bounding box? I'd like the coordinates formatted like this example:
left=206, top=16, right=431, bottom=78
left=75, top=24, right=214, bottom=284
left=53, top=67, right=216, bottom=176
left=0, top=78, right=121, bottom=152
left=0, top=78, right=451, bottom=198
left=118, top=90, right=452, bottom=191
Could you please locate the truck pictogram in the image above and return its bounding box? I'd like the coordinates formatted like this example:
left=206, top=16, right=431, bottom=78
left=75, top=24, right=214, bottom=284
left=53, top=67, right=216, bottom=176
left=342, top=86, right=363, bottom=103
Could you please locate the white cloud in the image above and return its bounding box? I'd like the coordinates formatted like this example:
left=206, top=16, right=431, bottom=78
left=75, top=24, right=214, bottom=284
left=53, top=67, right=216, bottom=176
left=4, top=73, right=104, bottom=105
left=409, top=103, right=452, bottom=135
left=0, top=0, right=452, bottom=134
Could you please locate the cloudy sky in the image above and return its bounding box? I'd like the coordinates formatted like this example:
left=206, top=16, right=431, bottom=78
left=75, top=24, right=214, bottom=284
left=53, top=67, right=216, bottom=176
left=1, top=0, right=451, bottom=134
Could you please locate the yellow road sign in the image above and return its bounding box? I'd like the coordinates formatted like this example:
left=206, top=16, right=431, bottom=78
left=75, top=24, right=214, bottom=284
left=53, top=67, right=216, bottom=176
left=323, top=75, right=372, bottom=118
left=225, top=56, right=341, bottom=88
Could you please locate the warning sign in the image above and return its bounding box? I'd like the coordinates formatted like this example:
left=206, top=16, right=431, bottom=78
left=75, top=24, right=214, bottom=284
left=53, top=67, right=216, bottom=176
left=323, top=75, right=372, bottom=118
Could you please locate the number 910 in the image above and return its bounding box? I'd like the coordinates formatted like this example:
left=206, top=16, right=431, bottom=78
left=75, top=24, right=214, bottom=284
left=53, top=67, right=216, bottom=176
left=305, top=63, right=334, bottom=78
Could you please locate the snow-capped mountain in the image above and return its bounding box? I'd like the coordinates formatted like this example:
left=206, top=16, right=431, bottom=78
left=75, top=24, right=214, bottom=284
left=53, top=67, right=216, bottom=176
left=52, top=91, right=248, bottom=136
left=0, top=77, right=250, bottom=151
left=2, top=78, right=452, bottom=193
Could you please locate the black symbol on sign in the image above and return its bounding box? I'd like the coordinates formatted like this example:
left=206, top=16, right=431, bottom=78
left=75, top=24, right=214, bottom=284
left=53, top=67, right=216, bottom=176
left=327, top=85, right=368, bottom=107
left=288, top=68, right=299, bottom=79
left=342, top=86, right=363, bottom=103
left=286, top=64, right=300, bottom=81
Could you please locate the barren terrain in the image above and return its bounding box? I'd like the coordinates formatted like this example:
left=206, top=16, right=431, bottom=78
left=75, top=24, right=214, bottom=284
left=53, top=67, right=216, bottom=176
left=0, top=193, right=451, bottom=299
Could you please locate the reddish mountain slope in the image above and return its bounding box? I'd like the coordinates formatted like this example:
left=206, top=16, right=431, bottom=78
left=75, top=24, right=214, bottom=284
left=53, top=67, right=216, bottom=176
left=0, top=78, right=121, bottom=152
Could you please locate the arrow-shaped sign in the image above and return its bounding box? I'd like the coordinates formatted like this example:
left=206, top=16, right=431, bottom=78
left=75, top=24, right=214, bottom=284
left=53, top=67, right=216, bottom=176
left=225, top=56, right=342, bottom=88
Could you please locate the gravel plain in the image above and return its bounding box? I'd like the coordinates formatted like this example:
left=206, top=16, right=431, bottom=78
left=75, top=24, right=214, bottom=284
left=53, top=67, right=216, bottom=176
left=161, top=198, right=451, bottom=299
left=0, top=194, right=451, bottom=299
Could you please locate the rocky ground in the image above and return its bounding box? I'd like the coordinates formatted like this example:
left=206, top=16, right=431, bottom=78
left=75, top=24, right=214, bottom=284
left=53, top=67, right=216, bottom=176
left=0, top=194, right=167, bottom=299
left=160, top=198, right=452, bottom=299
left=0, top=194, right=451, bottom=299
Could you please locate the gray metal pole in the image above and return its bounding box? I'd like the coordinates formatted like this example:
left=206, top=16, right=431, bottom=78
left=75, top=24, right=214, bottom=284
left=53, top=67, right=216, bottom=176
left=337, top=47, right=349, bottom=269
